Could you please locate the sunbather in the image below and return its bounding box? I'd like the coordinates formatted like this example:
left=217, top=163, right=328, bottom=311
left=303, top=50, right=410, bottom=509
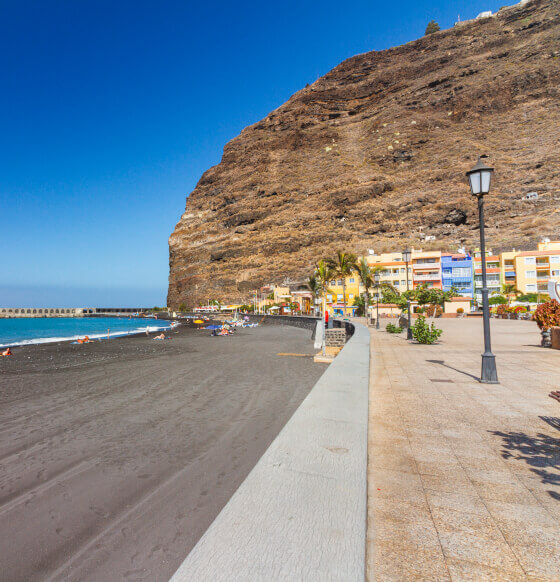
left=1, top=348, right=12, bottom=356
left=153, top=333, right=166, bottom=340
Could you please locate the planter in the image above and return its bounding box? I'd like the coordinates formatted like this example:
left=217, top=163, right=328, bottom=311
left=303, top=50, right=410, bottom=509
left=541, top=329, right=552, bottom=348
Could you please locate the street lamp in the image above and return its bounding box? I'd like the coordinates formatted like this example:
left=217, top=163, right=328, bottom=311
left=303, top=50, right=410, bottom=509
left=374, top=271, right=381, bottom=329
left=402, top=249, right=413, bottom=340
left=466, top=156, right=499, bottom=384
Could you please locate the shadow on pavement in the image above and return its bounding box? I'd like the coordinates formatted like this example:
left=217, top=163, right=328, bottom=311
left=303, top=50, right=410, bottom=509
left=540, top=416, right=560, bottom=432
left=426, top=359, right=480, bottom=382
left=490, top=429, right=560, bottom=498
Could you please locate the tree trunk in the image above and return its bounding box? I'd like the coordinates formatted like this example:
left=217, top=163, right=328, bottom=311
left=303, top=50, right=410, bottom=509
left=342, top=280, right=347, bottom=317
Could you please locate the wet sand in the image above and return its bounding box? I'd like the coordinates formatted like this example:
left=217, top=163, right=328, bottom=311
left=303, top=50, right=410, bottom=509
left=0, top=323, right=326, bottom=581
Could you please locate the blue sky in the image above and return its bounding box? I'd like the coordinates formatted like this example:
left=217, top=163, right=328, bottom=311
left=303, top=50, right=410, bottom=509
left=0, top=0, right=506, bottom=307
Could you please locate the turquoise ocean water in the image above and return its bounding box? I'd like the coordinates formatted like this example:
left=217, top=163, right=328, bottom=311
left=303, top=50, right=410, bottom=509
left=0, top=317, right=172, bottom=348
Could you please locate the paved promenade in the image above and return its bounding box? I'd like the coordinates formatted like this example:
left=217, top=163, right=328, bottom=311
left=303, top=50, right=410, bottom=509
left=367, top=318, right=560, bottom=581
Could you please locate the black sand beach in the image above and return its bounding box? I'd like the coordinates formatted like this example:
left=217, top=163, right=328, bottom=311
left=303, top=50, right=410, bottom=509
left=0, top=323, right=326, bottom=581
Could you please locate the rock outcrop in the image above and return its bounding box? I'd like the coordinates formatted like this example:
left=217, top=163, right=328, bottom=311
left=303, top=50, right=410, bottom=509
left=168, top=0, right=560, bottom=307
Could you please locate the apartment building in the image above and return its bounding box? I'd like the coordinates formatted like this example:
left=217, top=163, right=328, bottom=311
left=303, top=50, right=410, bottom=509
left=441, top=254, right=474, bottom=297
left=366, top=251, right=413, bottom=294
left=473, top=250, right=501, bottom=303
left=410, top=251, right=442, bottom=290
left=512, top=241, right=560, bottom=295
left=500, top=250, right=519, bottom=290
left=325, top=275, right=361, bottom=313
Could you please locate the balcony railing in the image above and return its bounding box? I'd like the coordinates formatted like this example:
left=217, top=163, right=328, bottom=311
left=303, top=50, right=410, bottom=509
left=414, top=262, right=441, bottom=269
left=413, top=273, right=441, bottom=281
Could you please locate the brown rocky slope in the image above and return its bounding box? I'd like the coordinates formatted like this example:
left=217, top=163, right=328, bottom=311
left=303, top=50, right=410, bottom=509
left=168, top=0, right=560, bottom=307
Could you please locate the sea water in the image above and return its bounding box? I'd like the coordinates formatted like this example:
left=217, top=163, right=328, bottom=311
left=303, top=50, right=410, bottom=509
left=0, top=317, right=173, bottom=348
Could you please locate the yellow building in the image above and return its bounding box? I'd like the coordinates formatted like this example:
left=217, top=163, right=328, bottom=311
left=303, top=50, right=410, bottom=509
left=325, top=274, right=361, bottom=316
left=512, top=241, right=560, bottom=295
left=499, top=250, right=520, bottom=290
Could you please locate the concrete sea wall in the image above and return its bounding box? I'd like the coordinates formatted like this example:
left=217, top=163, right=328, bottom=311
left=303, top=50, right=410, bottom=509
left=171, top=321, right=369, bottom=581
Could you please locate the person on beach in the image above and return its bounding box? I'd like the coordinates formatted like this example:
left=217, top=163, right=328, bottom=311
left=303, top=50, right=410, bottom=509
left=1, top=347, right=12, bottom=356
left=77, top=336, right=91, bottom=344
left=153, top=333, right=166, bottom=340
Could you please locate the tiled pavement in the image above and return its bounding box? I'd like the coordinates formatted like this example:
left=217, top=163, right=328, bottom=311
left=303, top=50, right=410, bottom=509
left=367, top=318, right=560, bottom=581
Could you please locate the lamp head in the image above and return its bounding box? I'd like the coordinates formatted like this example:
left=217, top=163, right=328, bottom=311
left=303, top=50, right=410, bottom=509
left=466, top=156, right=494, bottom=196
left=402, top=249, right=412, bottom=263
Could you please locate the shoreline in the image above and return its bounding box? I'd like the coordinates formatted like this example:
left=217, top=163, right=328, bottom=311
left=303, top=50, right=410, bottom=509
left=0, top=317, right=182, bottom=350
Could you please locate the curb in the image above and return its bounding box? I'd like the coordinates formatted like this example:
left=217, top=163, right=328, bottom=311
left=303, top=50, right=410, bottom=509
left=170, top=323, right=370, bottom=581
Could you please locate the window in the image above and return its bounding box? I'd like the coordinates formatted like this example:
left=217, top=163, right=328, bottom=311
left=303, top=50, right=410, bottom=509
left=349, top=278, right=355, bottom=283
left=337, top=280, right=343, bottom=286
left=526, top=284, right=537, bottom=292
left=326, top=294, right=333, bottom=302
left=525, top=270, right=536, bottom=279
left=524, top=257, right=536, bottom=265
left=330, top=281, right=336, bottom=286
left=337, top=294, right=343, bottom=301
left=401, top=280, right=406, bottom=286
left=349, top=294, right=354, bottom=300
left=552, top=270, right=560, bottom=277
left=394, top=281, right=400, bottom=286
left=452, top=268, right=471, bottom=278
left=551, top=256, right=560, bottom=263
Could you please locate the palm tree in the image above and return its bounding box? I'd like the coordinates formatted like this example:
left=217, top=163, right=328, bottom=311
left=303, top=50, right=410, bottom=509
left=315, top=260, right=335, bottom=310
left=315, top=260, right=335, bottom=355
left=329, top=251, right=357, bottom=317
left=353, top=257, right=373, bottom=320
left=307, top=274, right=321, bottom=315
left=502, top=284, right=521, bottom=306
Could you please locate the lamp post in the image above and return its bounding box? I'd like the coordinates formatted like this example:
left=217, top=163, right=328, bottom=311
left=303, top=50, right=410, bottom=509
left=403, top=249, right=413, bottom=340
left=466, top=156, right=499, bottom=384
left=374, top=271, right=381, bottom=329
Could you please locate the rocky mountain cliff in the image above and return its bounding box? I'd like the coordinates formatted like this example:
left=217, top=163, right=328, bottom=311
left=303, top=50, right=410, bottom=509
left=168, top=0, right=560, bottom=307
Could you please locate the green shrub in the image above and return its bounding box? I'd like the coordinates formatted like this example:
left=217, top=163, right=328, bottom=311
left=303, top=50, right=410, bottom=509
left=386, top=323, right=403, bottom=334
left=411, top=316, right=443, bottom=344
left=489, top=295, right=507, bottom=305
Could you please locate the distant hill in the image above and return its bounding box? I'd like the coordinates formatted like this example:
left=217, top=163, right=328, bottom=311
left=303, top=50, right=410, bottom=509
left=168, top=0, right=560, bottom=307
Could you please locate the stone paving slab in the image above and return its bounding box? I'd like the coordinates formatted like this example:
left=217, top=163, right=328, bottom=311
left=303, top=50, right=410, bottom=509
left=367, top=318, right=560, bottom=582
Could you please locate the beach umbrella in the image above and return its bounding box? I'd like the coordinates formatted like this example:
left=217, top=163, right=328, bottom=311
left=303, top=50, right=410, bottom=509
left=194, top=319, right=204, bottom=324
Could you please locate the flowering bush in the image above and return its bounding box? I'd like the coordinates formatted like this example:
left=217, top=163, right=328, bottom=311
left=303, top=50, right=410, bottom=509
left=496, top=304, right=508, bottom=316
left=533, top=300, right=560, bottom=330
left=513, top=306, right=526, bottom=314
left=425, top=304, right=443, bottom=318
